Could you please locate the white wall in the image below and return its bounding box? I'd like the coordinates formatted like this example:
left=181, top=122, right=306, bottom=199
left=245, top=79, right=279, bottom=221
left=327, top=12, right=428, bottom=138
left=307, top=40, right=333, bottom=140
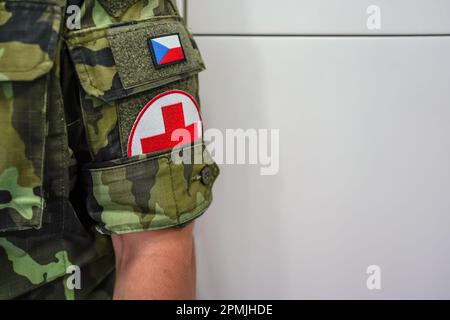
left=188, top=0, right=450, bottom=299
left=187, top=0, right=450, bottom=35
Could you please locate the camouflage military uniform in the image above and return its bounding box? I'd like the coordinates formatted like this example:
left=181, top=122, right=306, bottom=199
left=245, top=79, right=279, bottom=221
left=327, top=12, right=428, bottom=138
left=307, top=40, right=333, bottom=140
left=0, top=0, right=219, bottom=299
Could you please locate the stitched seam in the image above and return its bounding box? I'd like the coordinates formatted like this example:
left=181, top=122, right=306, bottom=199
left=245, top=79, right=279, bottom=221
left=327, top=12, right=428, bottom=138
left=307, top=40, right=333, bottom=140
left=115, top=102, right=126, bottom=157
left=92, top=70, right=202, bottom=99
left=0, top=5, right=58, bottom=73
left=78, top=89, right=95, bottom=160
left=37, top=74, right=50, bottom=228
left=66, top=118, right=81, bottom=127
left=107, top=22, right=175, bottom=38
left=86, top=143, right=204, bottom=172
left=168, top=160, right=180, bottom=224
left=88, top=150, right=172, bottom=172
left=105, top=199, right=211, bottom=234
left=1, top=62, right=52, bottom=73
left=75, top=48, right=101, bottom=98
left=66, top=16, right=182, bottom=43
left=73, top=19, right=201, bottom=96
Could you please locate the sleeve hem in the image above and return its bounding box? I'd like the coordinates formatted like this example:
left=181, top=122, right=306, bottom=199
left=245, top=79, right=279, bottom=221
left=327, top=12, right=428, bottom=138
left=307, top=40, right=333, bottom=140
left=95, top=198, right=212, bottom=235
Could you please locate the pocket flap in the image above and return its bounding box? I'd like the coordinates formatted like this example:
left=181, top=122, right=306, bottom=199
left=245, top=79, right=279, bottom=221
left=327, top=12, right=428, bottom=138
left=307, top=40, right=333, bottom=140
left=0, top=1, right=61, bottom=81
left=83, top=143, right=219, bottom=234
left=67, top=16, right=205, bottom=102
left=0, top=1, right=62, bottom=233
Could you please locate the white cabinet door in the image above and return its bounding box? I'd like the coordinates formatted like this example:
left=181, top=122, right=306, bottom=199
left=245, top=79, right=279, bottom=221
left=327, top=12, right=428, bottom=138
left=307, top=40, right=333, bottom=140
left=194, top=36, right=450, bottom=299
left=187, top=0, right=450, bottom=35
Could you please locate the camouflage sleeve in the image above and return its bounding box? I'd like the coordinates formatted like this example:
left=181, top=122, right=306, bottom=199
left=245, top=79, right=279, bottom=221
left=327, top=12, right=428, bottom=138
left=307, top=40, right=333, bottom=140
left=65, top=0, right=219, bottom=234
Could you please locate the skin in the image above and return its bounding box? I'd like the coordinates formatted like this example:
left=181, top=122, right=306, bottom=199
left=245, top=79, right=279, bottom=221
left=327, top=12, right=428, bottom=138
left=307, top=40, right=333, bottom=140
left=111, top=224, right=197, bottom=300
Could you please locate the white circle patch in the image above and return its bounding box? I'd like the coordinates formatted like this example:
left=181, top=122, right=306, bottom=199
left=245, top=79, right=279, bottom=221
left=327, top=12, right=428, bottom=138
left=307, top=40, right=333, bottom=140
left=127, top=90, right=203, bottom=157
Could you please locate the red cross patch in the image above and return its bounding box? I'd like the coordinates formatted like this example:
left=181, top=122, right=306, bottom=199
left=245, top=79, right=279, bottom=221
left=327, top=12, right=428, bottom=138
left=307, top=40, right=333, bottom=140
left=127, top=90, right=203, bottom=157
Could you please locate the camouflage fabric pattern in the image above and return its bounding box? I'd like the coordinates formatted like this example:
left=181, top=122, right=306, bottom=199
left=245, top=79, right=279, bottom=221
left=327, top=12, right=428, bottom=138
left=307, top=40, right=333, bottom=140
left=85, top=144, right=219, bottom=234
left=0, top=0, right=218, bottom=300
left=0, top=0, right=61, bottom=231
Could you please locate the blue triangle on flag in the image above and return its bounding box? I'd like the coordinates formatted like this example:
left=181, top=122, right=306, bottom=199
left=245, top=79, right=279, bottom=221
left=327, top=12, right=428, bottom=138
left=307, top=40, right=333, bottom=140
left=150, top=40, right=170, bottom=65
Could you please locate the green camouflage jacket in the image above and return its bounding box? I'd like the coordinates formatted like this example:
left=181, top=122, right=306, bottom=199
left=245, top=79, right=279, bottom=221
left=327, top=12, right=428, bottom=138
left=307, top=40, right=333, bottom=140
left=0, top=0, right=219, bottom=299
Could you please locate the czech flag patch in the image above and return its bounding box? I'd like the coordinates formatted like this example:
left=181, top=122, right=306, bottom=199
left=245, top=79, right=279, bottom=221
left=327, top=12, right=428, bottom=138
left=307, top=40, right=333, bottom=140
left=149, top=34, right=186, bottom=68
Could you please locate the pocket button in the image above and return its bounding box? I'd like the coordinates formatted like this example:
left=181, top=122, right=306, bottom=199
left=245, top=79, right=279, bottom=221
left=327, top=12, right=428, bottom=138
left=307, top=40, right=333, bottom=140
left=200, top=166, right=212, bottom=185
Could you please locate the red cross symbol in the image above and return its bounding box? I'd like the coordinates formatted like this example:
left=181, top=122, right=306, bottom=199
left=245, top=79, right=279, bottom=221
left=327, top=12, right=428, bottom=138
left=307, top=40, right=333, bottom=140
left=140, top=102, right=199, bottom=154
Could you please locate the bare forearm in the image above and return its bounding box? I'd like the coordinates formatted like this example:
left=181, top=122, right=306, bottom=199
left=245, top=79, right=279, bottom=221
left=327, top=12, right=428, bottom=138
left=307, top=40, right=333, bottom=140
left=112, top=224, right=196, bottom=300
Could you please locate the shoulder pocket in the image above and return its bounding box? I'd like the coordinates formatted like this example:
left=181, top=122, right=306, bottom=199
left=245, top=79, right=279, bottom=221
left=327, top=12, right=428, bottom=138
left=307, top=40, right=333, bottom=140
left=67, top=16, right=205, bottom=103
left=66, top=16, right=206, bottom=162
left=0, top=1, right=61, bottom=232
